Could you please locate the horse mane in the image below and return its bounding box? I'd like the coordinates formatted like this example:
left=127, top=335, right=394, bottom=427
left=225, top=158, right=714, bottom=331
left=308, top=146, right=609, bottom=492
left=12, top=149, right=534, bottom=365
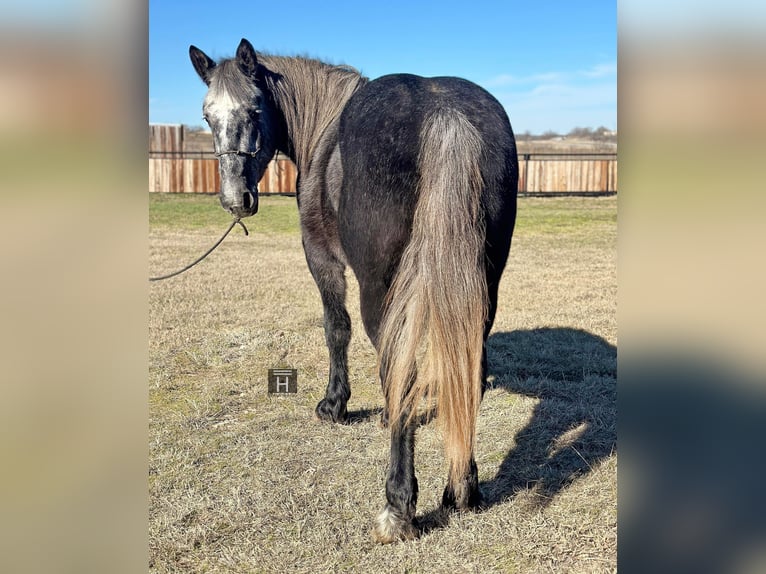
left=256, top=54, right=368, bottom=169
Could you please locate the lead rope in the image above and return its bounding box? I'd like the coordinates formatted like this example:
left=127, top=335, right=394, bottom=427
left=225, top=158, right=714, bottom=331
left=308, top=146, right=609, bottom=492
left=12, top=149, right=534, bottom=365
left=149, top=219, right=249, bottom=282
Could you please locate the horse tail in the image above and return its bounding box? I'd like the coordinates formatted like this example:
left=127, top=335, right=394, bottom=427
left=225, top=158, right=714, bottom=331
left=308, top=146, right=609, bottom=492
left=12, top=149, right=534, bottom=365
left=379, top=107, right=487, bottom=488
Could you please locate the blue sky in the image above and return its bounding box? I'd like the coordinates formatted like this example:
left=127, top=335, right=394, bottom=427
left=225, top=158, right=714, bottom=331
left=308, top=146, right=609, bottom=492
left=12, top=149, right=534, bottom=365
left=150, top=1, right=616, bottom=134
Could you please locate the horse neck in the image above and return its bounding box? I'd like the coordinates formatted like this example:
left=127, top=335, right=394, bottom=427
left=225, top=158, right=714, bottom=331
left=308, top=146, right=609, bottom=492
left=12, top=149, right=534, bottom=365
left=260, top=55, right=366, bottom=172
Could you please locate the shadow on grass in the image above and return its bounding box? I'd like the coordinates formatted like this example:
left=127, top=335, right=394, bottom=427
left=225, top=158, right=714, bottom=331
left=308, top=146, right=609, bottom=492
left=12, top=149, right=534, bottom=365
left=346, top=406, right=435, bottom=428
left=346, top=406, right=383, bottom=425
left=479, top=327, right=617, bottom=508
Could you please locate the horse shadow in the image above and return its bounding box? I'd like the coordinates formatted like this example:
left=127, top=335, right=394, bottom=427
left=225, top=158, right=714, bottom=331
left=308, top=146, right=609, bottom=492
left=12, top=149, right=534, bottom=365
left=347, top=407, right=383, bottom=425
left=478, top=327, right=617, bottom=507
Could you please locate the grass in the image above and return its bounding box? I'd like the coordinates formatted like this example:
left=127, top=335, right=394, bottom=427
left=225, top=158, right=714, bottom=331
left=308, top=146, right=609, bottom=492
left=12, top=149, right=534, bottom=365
left=149, top=193, right=616, bottom=573
left=150, top=193, right=300, bottom=234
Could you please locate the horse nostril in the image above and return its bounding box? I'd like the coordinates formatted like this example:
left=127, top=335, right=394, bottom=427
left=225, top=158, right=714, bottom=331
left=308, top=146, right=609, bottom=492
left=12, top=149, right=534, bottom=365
left=243, top=192, right=254, bottom=211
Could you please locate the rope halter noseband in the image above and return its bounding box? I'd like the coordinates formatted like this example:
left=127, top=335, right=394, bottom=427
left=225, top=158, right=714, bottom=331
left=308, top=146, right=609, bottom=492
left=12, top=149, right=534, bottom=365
left=214, top=119, right=263, bottom=158
left=214, top=147, right=261, bottom=158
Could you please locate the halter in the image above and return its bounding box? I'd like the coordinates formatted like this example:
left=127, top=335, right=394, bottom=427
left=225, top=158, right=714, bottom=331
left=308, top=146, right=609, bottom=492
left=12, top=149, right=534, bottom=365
left=214, top=147, right=261, bottom=158
left=212, top=107, right=264, bottom=158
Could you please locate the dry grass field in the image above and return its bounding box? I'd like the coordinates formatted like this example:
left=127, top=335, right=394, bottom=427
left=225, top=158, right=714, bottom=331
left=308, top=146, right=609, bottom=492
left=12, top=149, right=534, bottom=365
left=149, top=193, right=617, bottom=573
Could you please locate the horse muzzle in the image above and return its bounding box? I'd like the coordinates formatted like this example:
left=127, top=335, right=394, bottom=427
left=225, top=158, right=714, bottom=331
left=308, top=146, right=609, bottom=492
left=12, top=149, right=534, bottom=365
left=218, top=153, right=261, bottom=218
left=220, top=189, right=258, bottom=218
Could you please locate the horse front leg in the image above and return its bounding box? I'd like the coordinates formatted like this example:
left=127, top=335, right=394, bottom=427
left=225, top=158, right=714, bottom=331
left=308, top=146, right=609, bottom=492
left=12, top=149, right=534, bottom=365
left=304, top=236, right=352, bottom=424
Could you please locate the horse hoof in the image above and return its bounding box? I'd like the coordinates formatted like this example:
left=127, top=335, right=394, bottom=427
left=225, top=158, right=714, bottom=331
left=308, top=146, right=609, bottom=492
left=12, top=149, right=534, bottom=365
left=314, top=399, right=348, bottom=424
left=371, top=506, right=419, bottom=544
left=441, top=484, right=485, bottom=512
left=378, top=409, right=389, bottom=429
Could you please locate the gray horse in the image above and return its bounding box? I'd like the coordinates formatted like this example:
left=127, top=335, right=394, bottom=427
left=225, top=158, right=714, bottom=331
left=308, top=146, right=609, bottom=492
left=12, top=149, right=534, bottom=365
left=190, top=38, right=517, bottom=543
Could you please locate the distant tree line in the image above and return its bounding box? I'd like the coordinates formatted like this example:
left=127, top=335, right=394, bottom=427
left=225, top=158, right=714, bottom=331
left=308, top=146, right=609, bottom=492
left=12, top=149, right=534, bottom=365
left=516, top=126, right=616, bottom=142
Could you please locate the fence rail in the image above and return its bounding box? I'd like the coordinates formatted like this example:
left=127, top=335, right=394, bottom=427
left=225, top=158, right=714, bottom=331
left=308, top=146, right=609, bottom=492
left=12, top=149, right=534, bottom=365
left=149, top=125, right=617, bottom=195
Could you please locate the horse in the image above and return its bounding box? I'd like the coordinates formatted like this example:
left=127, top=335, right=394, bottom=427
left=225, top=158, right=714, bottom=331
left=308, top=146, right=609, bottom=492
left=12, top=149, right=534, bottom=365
left=189, top=38, right=518, bottom=543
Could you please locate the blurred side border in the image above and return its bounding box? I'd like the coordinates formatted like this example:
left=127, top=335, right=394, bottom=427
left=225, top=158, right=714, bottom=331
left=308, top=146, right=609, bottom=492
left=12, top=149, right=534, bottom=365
left=0, top=1, right=148, bottom=573
left=619, top=1, right=766, bottom=572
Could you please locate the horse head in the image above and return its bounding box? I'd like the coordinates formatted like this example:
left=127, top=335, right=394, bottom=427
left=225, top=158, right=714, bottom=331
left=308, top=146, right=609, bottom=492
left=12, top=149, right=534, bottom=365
left=189, top=38, right=276, bottom=218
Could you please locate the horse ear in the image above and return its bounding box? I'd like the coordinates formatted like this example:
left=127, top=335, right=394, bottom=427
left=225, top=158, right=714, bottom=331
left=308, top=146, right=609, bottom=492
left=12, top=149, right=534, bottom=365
left=189, top=45, right=216, bottom=86
left=236, top=38, right=260, bottom=80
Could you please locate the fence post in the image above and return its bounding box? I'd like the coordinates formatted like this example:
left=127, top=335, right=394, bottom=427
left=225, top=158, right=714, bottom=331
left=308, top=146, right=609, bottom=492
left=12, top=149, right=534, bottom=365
left=523, top=153, right=530, bottom=194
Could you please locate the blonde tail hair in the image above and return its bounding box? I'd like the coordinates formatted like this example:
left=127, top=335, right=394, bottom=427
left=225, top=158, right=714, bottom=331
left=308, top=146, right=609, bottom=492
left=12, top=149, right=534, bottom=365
left=379, top=108, right=487, bottom=488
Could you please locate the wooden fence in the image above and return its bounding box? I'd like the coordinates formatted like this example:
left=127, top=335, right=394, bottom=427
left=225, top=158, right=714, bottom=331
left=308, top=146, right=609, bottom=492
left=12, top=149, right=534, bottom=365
left=149, top=124, right=297, bottom=193
left=149, top=124, right=617, bottom=195
left=149, top=151, right=298, bottom=194
left=518, top=153, right=617, bottom=195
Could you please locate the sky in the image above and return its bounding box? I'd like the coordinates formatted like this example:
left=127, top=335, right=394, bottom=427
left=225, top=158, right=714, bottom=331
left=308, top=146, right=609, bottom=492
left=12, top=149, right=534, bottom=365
left=149, top=1, right=616, bottom=135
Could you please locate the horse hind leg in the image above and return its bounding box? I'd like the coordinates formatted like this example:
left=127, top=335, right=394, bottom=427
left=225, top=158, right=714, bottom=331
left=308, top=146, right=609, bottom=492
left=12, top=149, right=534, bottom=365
left=442, top=341, right=489, bottom=511
left=443, top=278, right=500, bottom=506
left=441, top=457, right=483, bottom=511
left=443, top=284, right=498, bottom=508
left=372, top=411, right=420, bottom=543
left=358, top=278, right=395, bottom=428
